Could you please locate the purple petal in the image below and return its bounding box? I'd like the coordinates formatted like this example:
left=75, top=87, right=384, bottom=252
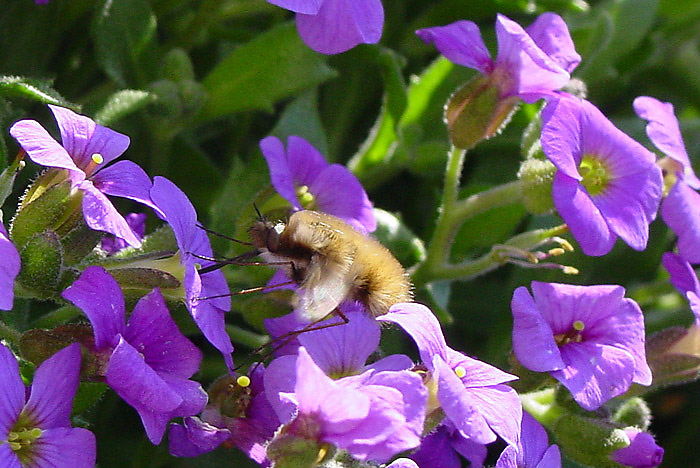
left=416, top=20, right=492, bottom=73
left=295, top=347, right=369, bottom=429
left=49, top=105, right=130, bottom=169
left=91, top=160, right=157, bottom=211
left=260, top=136, right=302, bottom=210
left=410, top=425, right=463, bottom=468
left=496, top=445, right=518, bottom=468
left=0, top=446, right=21, bottom=468
left=299, top=309, right=380, bottom=375
left=526, top=13, right=580, bottom=74
left=263, top=354, right=298, bottom=422
left=552, top=173, right=616, bottom=256
left=541, top=96, right=584, bottom=179
left=286, top=135, right=331, bottom=189
left=367, top=354, right=414, bottom=372
left=169, top=417, right=231, bottom=457
left=296, top=0, right=384, bottom=54
left=554, top=342, right=636, bottom=411
left=30, top=427, right=96, bottom=468
left=434, top=356, right=495, bottom=444
left=267, top=0, right=322, bottom=14
left=61, top=266, right=125, bottom=349
left=9, top=119, right=83, bottom=176
left=25, top=344, right=81, bottom=429
left=380, top=302, right=448, bottom=370
left=188, top=300, right=234, bottom=370
left=0, top=344, right=25, bottom=436
left=367, top=369, right=427, bottom=437
left=80, top=183, right=142, bottom=247
left=310, top=164, right=376, bottom=233
left=495, top=14, right=570, bottom=98
left=539, top=445, right=563, bottom=468
left=0, top=224, right=20, bottom=310
left=160, top=374, right=208, bottom=418
left=106, top=336, right=183, bottom=414
left=662, top=252, right=700, bottom=297
left=519, top=412, right=552, bottom=468
left=634, top=96, right=700, bottom=188
left=465, top=384, right=521, bottom=448
left=511, top=286, right=565, bottom=372
left=124, top=288, right=202, bottom=378
left=662, top=181, right=700, bottom=264
left=446, top=349, right=518, bottom=386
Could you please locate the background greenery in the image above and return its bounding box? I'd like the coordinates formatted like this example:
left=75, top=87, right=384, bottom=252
left=2, top=0, right=700, bottom=466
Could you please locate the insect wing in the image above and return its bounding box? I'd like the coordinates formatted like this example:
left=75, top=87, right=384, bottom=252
left=296, top=263, right=352, bottom=322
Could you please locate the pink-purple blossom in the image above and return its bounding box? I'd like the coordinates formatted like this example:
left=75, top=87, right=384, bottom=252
left=541, top=94, right=663, bottom=256
left=634, top=96, right=700, bottom=264
left=380, top=302, right=522, bottom=448
left=266, top=0, right=384, bottom=54
left=416, top=13, right=579, bottom=103
left=10, top=105, right=154, bottom=247
left=150, top=176, right=234, bottom=369
left=263, top=309, right=425, bottom=463
left=0, top=343, right=95, bottom=468
left=260, top=135, right=375, bottom=233
left=0, top=223, right=20, bottom=310
left=511, top=282, right=652, bottom=411
left=61, top=266, right=207, bottom=444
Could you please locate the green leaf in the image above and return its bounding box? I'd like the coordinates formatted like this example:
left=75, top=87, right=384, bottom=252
left=199, top=22, right=337, bottom=120
left=269, top=90, right=328, bottom=155
left=0, top=76, right=72, bottom=107
left=94, top=89, right=154, bottom=126
left=92, top=0, right=158, bottom=87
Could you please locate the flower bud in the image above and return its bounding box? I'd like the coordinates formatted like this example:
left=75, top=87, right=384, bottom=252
left=444, top=75, right=520, bottom=150
left=266, top=418, right=334, bottom=468
left=518, top=157, right=556, bottom=215
left=613, top=397, right=652, bottom=430
left=15, top=230, right=65, bottom=299
left=610, top=429, right=663, bottom=468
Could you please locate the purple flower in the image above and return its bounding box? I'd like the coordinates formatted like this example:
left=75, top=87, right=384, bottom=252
left=150, top=176, right=234, bottom=370
left=380, top=302, right=522, bottom=448
left=61, top=266, right=207, bottom=444
left=634, top=96, right=700, bottom=264
left=0, top=223, right=20, bottom=310
left=267, top=345, right=425, bottom=463
left=410, top=422, right=487, bottom=468
left=610, top=428, right=663, bottom=468
left=416, top=13, right=579, bottom=103
left=260, top=135, right=375, bottom=233
left=169, top=366, right=279, bottom=465
left=511, top=282, right=652, bottom=411
left=266, top=0, right=383, bottom=54
left=496, top=412, right=561, bottom=468
left=0, top=343, right=96, bottom=468
left=10, top=105, right=154, bottom=247
left=541, top=94, right=663, bottom=256
left=100, top=212, right=146, bottom=254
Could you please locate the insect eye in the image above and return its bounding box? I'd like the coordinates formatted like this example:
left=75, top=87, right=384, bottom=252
left=266, top=224, right=282, bottom=251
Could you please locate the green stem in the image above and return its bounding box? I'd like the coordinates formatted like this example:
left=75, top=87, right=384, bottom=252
left=411, top=176, right=524, bottom=287
left=0, top=320, right=21, bottom=346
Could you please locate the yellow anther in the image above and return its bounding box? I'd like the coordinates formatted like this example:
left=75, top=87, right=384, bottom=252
left=563, top=266, right=579, bottom=275
left=573, top=320, right=585, bottom=331
left=91, top=153, right=104, bottom=164
left=454, top=365, right=466, bottom=379
left=236, top=375, right=251, bottom=388
left=548, top=247, right=565, bottom=256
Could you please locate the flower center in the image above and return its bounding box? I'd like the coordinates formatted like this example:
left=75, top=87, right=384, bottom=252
left=6, top=414, right=42, bottom=464
left=554, top=320, right=586, bottom=346
left=578, top=155, right=610, bottom=196
left=296, top=185, right=317, bottom=210
left=83, top=152, right=104, bottom=177
left=454, top=365, right=467, bottom=379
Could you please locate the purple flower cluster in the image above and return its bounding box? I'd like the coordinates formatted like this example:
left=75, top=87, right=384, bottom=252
left=169, top=303, right=524, bottom=467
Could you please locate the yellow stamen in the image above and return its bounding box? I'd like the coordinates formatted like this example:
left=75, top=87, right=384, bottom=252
left=236, top=375, right=251, bottom=388
left=454, top=365, right=466, bottom=379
